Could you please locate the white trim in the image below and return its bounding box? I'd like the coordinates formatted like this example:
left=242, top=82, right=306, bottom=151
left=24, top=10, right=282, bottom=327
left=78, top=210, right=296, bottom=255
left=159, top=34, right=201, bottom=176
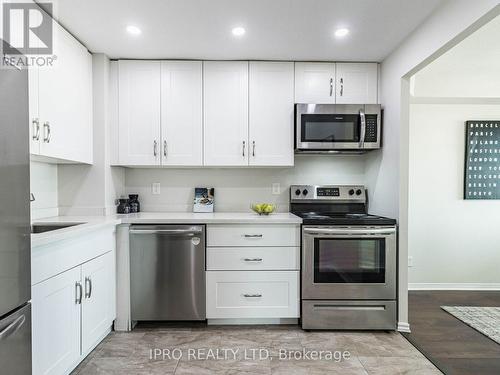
left=208, top=318, right=298, bottom=325
left=397, top=322, right=411, bottom=333
left=409, top=283, right=500, bottom=291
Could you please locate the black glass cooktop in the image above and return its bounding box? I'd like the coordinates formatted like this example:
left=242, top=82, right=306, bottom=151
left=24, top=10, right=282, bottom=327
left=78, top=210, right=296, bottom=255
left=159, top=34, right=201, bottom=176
left=293, top=211, right=397, bottom=226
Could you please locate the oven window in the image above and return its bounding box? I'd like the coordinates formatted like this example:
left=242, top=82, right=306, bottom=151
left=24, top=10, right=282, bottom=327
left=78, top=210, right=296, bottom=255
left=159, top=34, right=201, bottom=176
left=301, top=114, right=359, bottom=142
left=314, top=238, right=385, bottom=283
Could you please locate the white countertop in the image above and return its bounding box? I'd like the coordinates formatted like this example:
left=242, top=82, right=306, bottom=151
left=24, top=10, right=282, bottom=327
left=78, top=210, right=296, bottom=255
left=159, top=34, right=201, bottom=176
left=31, top=212, right=302, bottom=247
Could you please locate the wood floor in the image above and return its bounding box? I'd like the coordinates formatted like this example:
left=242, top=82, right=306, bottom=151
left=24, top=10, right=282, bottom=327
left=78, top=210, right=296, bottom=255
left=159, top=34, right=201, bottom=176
left=403, top=291, right=500, bottom=375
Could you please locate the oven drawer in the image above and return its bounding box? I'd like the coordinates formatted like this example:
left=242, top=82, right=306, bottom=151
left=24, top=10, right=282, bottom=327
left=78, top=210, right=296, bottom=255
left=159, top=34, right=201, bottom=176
left=207, top=247, right=300, bottom=271
left=206, top=271, right=299, bottom=318
left=302, top=300, right=396, bottom=330
left=207, top=225, right=299, bottom=247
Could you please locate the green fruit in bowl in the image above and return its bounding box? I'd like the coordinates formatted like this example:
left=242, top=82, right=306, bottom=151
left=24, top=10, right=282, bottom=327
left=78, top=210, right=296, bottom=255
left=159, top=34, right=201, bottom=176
left=251, top=203, right=275, bottom=215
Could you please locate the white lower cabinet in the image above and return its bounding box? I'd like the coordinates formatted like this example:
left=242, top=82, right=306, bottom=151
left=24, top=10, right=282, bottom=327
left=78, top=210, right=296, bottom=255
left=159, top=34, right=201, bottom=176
left=206, top=224, right=300, bottom=321
left=32, top=267, right=81, bottom=375
left=206, top=271, right=299, bottom=319
left=32, top=251, right=115, bottom=375
left=81, top=252, right=114, bottom=355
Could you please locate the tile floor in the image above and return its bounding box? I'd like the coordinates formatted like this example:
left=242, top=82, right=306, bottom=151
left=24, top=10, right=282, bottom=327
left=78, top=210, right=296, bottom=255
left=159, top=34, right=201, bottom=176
left=72, top=325, right=441, bottom=374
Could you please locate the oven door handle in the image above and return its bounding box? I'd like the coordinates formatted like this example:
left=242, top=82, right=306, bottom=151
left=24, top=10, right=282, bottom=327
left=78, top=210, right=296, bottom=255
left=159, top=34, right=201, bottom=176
left=303, top=227, right=396, bottom=236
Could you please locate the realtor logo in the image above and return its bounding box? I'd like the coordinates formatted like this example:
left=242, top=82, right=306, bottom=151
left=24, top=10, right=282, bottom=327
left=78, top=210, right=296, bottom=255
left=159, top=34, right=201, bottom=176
left=2, top=2, right=53, bottom=54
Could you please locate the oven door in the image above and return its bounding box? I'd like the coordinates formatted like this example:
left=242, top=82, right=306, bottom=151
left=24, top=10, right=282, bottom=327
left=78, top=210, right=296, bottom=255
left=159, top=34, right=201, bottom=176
left=302, top=226, right=397, bottom=300
left=296, top=104, right=364, bottom=150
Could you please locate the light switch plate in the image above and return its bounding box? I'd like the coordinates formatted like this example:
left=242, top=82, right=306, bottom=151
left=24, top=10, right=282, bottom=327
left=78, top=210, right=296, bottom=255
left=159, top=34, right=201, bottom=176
left=152, top=182, right=161, bottom=195
left=272, top=183, right=280, bottom=195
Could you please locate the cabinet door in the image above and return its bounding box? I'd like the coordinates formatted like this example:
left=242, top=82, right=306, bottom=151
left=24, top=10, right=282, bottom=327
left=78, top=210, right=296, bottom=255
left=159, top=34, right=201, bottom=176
left=38, top=19, right=93, bottom=163
left=81, top=252, right=113, bottom=355
left=118, top=60, right=161, bottom=166
left=294, top=62, right=335, bottom=104
left=203, top=61, right=249, bottom=166
left=161, top=61, right=203, bottom=166
left=32, top=267, right=81, bottom=375
left=29, top=64, right=40, bottom=155
left=335, top=63, right=378, bottom=104
left=249, top=62, right=294, bottom=166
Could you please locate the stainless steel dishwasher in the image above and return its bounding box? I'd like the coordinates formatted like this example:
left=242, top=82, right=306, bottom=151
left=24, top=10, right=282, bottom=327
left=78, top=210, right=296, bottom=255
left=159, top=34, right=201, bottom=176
left=129, top=225, right=206, bottom=321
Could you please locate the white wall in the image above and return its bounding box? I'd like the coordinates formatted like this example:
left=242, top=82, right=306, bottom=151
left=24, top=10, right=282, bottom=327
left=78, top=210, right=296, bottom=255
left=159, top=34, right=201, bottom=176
left=58, top=54, right=125, bottom=215
left=124, top=155, right=366, bottom=212
left=30, top=161, right=59, bottom=219
left=408, top=104, right=500, bottom=289
left=370, top=0, right=500, bottom=330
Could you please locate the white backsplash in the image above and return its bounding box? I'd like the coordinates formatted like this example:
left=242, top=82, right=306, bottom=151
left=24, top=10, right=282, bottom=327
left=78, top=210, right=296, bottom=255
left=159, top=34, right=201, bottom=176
left=30, top=161, right=59, bottom=220
left=124, top=155, right=366, bottom=212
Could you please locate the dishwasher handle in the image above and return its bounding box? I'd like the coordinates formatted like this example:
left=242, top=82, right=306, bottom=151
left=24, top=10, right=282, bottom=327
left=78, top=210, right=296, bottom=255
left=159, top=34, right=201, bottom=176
left=130, top=228, right=203, bottom=235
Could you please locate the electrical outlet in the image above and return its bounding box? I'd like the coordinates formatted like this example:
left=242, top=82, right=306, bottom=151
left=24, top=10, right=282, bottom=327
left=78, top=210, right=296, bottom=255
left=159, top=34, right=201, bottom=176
left=152, top=182, right=161, bottom=195
left=272, top=183, right=281, bottom=195
left=408, top=256, right=413, bottom=267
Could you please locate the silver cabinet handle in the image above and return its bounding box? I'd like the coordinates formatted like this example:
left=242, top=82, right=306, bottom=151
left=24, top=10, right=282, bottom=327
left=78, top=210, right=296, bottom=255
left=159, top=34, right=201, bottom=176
left=163, top=140, right=167, bottom=157
left=75, top=281, right=83, bottom=304
left=0, top=315, right=25, bottom=341
left=43, top=122, right=51, bottom=143
left=243, top=294, right=262, bottom=298
left=252, top=141, right=255, bottom=157
left=244, top=258, right=263, bottom=262
left=359, top=109, right=366, bottom=148
left=340, top=78, right=344, bottom=96
left=243, top=234, right=263, bottom=238
left=242, top=140, right=246, bottom=157
left=84, top=277, right=92, bottom=298
left=153, top=140, right=158, bottom=156
left=329, top=77, right=333, bottom=96
left=32, top=118, right=40, bottom=140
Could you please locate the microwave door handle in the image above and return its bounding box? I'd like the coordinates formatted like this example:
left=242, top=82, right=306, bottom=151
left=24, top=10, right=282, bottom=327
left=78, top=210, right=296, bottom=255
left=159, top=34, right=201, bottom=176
left=359, top=109, right=366, bottom=148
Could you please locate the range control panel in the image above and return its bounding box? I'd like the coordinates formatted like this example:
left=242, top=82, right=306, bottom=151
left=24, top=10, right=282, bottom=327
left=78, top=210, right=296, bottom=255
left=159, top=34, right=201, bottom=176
left=290, top=185, right=366, bottom=202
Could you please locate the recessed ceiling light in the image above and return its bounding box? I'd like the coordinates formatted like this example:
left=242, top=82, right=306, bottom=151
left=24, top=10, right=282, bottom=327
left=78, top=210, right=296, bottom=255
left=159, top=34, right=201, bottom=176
left=334, top=28, right=349, bottom=38
left=126, top=25, right=142, bottom=36
left=232, top=26, right=246, bottom=37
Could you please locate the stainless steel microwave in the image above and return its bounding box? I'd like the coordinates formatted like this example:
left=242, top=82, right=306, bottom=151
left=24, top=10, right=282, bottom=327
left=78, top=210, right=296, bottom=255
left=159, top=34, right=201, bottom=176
left=295, top=104, right=382, bottom=153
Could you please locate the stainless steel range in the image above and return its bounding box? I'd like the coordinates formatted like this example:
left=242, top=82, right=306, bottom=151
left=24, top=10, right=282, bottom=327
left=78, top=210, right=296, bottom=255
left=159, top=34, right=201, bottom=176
left=290, top=185, right=397, bottom=330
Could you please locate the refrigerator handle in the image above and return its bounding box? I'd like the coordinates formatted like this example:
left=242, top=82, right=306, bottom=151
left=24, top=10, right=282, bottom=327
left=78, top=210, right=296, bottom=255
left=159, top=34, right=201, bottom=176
left=0, top=314, right=25, bottom=341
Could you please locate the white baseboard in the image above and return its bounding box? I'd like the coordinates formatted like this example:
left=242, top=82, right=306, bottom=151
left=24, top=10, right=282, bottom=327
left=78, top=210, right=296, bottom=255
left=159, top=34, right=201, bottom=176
left=409, top=283, right=500, bottom=291
left=397, top=322, right=411, bottom=333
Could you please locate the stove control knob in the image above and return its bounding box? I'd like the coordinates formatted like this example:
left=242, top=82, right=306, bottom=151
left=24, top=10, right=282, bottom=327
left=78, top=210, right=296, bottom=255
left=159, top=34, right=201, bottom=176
left=349, top=189, right=355, bottom=196
left=356, top=189, right=363, bottom=196
left=295, top=189, right=301, bottom=196
left=302, top=189, right=309, bottom=196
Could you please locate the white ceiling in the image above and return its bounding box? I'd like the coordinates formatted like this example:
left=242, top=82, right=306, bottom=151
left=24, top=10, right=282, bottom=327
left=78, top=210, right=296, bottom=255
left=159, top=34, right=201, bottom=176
left=44, top=0, right=443, bottom=61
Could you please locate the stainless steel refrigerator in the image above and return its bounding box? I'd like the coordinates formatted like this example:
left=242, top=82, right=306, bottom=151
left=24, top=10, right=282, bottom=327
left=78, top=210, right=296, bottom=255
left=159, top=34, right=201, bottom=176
left=0, top=61, right=32, bottom=373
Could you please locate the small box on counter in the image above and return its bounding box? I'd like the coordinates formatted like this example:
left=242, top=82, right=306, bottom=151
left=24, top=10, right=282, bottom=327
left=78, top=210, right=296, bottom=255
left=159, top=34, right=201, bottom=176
left=193, top=187, right=215, bottom=213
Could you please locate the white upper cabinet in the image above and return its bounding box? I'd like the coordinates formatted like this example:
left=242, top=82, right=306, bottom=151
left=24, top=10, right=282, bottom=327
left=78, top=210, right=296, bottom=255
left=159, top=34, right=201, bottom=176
left=161, top=61, right=203, bottom=166
left=118, top=60, right=161, bottom=166
left=203, top=61, right=249, bottom=166
left=30, top=14, right=93, bottom=164
left=249, top=62, right=294, bottom=166
left=335, top=63, right=378, bottom=104
left=294, top=62, right=335, bottom=104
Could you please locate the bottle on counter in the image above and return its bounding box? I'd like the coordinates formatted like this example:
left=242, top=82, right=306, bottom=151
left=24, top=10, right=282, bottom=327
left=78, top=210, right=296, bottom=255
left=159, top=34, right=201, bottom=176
left=117, top=198, right=131, bottom=214
left=128, top=194, right=140, bottom=213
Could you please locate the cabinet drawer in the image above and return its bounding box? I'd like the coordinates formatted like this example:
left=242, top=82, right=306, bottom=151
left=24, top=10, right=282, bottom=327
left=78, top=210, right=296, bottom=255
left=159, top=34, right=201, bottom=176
left=206, top=271, right=299, bottom=318
left=207, top=247, right=299, bottom=271
left=207, top=224, right=299, bottom=247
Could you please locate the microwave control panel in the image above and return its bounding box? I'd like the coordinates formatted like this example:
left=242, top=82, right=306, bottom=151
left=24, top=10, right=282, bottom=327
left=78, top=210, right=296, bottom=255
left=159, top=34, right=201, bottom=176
left=364, top=114, right=378, bottom=143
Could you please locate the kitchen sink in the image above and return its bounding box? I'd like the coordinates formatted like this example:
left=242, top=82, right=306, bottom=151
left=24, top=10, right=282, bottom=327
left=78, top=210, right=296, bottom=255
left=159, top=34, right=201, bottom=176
left=31, top=223, right=85, bottom=234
